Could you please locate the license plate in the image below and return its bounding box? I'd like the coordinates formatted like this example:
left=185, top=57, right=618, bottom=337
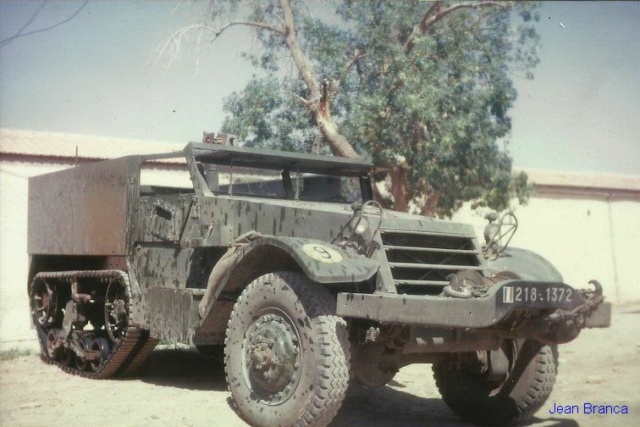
left=502, top=285, right=574, bottom=304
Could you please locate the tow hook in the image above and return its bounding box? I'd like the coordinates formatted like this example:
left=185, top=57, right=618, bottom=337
left=535, top=280, right=606, bottom=344
left=548, top=280, right=604, bottom=325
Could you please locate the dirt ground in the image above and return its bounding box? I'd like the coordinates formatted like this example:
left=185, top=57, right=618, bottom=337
left=1, top=304, right=639, bottom=427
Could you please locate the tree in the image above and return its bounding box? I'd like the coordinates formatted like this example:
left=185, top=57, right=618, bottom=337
left=161, top=0, right=539, bottom=217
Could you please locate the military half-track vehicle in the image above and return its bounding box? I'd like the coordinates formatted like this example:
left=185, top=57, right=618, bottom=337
left=28, top=142, right=610, bottom=426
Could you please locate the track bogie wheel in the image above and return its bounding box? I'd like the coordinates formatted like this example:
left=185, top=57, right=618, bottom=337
left=75, top=336, right=93, bottom=372
left=30, top=279, right=58, bottom=327
left=60, top=348, right=75, bottom=366
left=89, top=337, right=111, bottom=372
left=46, top=329, right=63, bottom=359
left=104, top=277, right=129, bottom=342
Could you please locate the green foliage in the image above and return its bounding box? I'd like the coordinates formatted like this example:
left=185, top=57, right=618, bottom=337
left=223, top=77, right=323, bottom=153
left=217, top=0, right=539, bottom=216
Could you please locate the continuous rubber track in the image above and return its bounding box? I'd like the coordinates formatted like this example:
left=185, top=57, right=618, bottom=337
left=31, top=270, right=158, bottom=379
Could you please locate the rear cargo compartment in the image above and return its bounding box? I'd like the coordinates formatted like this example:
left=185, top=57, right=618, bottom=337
left=28, top=156, right=137, bottom=256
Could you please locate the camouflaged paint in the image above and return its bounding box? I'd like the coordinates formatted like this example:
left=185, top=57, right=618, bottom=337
left=26, top=142, right=484, bottom=343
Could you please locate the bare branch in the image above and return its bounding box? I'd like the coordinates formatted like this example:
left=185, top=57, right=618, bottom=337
left=213, top=20, right=285, bottom=39
left=155, top=24, right=216, bottom=68
left=1, top=1, right=47, bottom=47
left=334, top=50, right=368, bottom=87
left=404, top=1, right=507, bottom=53
left=293, top=93, right=312, bottom=107
left=1, top=0, right=90, bottom=49
left=155, top=20, right=284, bottom=69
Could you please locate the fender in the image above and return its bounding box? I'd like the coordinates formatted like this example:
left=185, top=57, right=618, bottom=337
left=247, top=236, right=379, bottom=284
left=212, top=237, right=379, bottom=299
left=485, top=247, right=563, bottom=282
left=195, top=236, right=379, bottom=345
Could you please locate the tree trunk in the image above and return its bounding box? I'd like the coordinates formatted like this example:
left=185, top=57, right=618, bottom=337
left=422, top=192, right=439, bottom=217
left=316, top=98, right=359, bottom=158
left=389, top=168, right=408, bottom=212
left=279, top=0, right=358, bottom=160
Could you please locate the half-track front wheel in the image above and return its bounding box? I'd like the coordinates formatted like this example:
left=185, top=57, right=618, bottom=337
left=224, top=272, right=350, bottom=427
left=433, top=340, right=558, bottom=426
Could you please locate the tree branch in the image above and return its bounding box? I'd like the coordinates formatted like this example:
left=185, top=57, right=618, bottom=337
left=155, top=24, right=215, bottom=68
left=404, top=1, right=507, bottom=53
left=213, top=20, right=285, bottom=40
left=1, top=0, right=90, bottom=49
left=280, top=0, right=320, bottom=102
left=156, top=19, right=284, bottom=69
left=334, top=50, right=368, bottom=87
left=293, top=93, right=312, bottom=107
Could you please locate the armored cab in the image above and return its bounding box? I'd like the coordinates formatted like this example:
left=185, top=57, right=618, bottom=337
left=28, top=142, right=610, bottom=426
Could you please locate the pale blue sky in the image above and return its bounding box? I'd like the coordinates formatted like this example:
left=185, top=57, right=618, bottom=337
left=1, top=1, right=638, bottom=175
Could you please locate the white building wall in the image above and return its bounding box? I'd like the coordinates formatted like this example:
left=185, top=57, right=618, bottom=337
left=452, top=194, right=640, bottom=305
left=610, top=200, right=640, bottom=304
left=0, top=161, right=65, bottom=351
left=513, top=196, right=616, bottom=300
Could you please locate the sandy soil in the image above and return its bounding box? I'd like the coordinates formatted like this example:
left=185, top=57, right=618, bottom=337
left=1, top=305, right=639, bottom=427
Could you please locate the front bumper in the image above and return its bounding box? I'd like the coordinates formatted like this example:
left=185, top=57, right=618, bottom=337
left=337, top=280, right=611, bottom=331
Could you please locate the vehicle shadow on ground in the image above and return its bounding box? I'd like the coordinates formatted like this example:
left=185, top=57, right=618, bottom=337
left=137, top=349, right=581, bottom=427
left=137, top=348, right=227, bottom=391
left=332, top=383, right=463, bottom=427
left=333, top=383, right=582, bottom=427
left=137, top=349, right=461, bottom=425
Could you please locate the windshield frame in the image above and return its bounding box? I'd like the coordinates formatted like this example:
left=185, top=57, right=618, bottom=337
left=140, top=142, right=374, bottom=202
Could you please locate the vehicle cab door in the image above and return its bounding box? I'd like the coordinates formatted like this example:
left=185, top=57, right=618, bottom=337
left=147, top=196, right=193, bottom=243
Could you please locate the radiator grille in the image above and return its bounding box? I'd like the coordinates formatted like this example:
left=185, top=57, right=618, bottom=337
left=381, top=228, right=483, bottom=295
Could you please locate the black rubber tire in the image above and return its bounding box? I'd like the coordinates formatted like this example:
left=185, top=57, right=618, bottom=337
left=225, top=272, right=350, bottom=427
left=433, top=340, right=558, bottom=426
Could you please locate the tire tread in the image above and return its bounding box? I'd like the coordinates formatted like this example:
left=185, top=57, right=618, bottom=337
left=433, top=342, right=558, bottom=426
left=224, top=272, right=350, bottom=427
